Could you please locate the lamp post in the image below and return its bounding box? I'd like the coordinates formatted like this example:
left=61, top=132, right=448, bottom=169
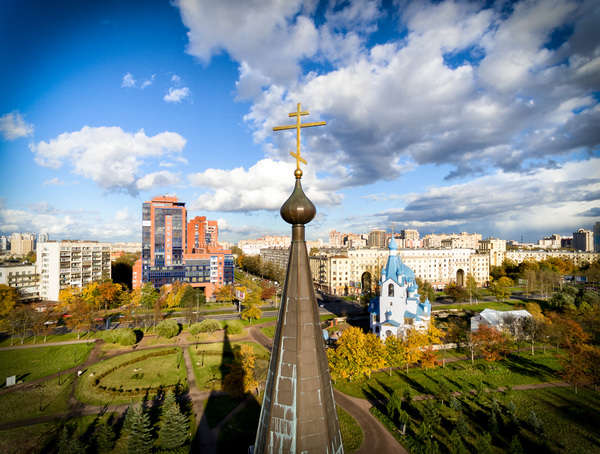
left=202, top=350, right=205, bottom=367
left=212, top=374, right=215, bottom=390
left=74, top=347, right=77, bottom=363
left=39, top=389, right=43, bottom=412
left=58, top=367, right=61, bottom=386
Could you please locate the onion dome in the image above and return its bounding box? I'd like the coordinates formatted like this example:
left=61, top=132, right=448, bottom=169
left=280, top=176, right=316, bottom=225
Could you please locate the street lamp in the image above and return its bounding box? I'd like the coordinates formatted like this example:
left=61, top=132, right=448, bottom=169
left=212, top=374, right=215, bottom=390
left=202, top=350, right=205, bottom=367
left=39, top=389, right=43, bottom=412
left=58, top=367, right=61, bottom=386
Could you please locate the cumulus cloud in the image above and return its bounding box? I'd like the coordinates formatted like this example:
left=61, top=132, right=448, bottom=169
left=187, top=158, right=342, bottom=212
left=177, top=0, right=599, bottom=190
left=0, top=111, right=34, bottom=140
left=164, top=86, right=190, bottom=103
left=30, top=126, right=186, bottom=195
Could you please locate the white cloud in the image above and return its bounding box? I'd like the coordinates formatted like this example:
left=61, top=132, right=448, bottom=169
left=136, top=170, right=180, bottom=191
left=0, top=203, right=140, bottom=242
left=121, top=72, right=136, bottom=87
left=140, top=74, right=155, bottom=89
left=30, top=126, right=187, bottom=195
left=164, top=86, right=191, bottom=103
left=42, top=177, right=66, bottom=186
left=380, top=157, right=600, bottom=240
left=0, top=111, right=34, bottom=140
left=187, top=158, right=342, bottom=212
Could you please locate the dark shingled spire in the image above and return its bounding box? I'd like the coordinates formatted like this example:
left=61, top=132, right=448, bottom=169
left=253, top=172, right=344, bottom=453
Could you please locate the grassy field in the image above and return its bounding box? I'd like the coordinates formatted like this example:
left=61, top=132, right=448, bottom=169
left=0, top=412, right=117, bottom=454
left=188, top=342, right=269, bottom=391
left=0, top=330, right=100, bottom=348
left=373, top=386, right=600, bottom=454
left=76, top=347, right=186, bottom=405
left=0, top=372, right=75, bottom=425
left=0, top=343, right=94, bottom=386
left=333, top=350, right=564, bottom=400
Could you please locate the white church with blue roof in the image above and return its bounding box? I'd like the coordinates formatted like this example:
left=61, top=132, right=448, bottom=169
left=368, top=236, right=432, bottom=340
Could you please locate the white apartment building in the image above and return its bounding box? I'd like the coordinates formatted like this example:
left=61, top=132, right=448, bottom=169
left=10, top=233, right=36, bottom=256
left=310, top=247, right=489, bottom=295
left=37, top=241, right=111, bottom=302
left=239, top=235, right=291, bottom=256
left=0, top=263, right=40, bottom=302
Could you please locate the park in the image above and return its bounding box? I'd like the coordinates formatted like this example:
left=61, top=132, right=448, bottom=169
left=1, top=290, right=599, bottom=454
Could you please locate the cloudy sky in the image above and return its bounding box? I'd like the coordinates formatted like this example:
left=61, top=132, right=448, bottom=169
left=1, top=0, right=599, bottom=245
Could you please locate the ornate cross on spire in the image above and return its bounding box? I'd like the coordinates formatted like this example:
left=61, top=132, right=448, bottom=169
left=273, top=103, right=326, bottom=178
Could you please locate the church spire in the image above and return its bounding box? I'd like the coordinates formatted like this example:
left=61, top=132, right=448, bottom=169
left=254, top=104, right=343, bottom=454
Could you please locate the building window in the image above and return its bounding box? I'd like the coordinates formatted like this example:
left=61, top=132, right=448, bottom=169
left=388, top=283, right=394, bottom=297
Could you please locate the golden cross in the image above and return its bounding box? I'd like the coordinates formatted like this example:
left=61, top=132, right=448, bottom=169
left=273, top=103, right=326, bottom=177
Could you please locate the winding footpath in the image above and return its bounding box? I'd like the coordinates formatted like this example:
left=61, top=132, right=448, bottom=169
left=0, top=327, right=572, bottom=454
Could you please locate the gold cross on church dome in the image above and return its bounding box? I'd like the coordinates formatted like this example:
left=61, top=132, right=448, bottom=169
left=273, top=103, right=326, bottom=178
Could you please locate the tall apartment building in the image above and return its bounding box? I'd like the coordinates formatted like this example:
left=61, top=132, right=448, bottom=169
left=187, top=216, right=218, bottom=253
left=10, top=233, right=36, bottom=256
left=573, top=228, right=594, bottom=252
left=423, top=232, right=481, bottom=249
left=37, top=241, right=111, bottom=302
left=133, top=196, right=233, bottom=298
left=367, top=229, right=387, bottom=248
left=0, top=263, right=40, bottom=302
left=594, top=222, right=600, bottom=253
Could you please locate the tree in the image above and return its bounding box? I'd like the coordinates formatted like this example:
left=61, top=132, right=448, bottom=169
left=260, top=282, right=276, bottom=301
left=0, top=284, right=19, bottom=326
left=241, top=304, right=262, bottom=324
left=156, top=319, right=180, bottom=339
left=182, top=286, right=205, bottom=325
left=194, top=319, right=221, bottom=338
left=225, top=320, right=244, bottom=335
left=58, top=426, right=85, bottom=454
left=363, top=333, right=385, bottom=378
left=125, top=405, right=153, bottom=454
left=66, top=298, right=93, bottom=339
left=327, top=327, right=372, bottom=380
left=158, top=390, right=189, bottom=450
left=445, top=283, right=468, bottom=305
left=420, top=324, right=443, bottom=369
left=403, top=328, right=427, bottom=373
left=384, top=335, right=406, bottom=376
left=465, top=330, right=483, bottom=365
left=214, top=284, right=232, bottom=304
left=521, top=314, right=547, bottom=356
left=523, top=268, right=537, bottom=297
left=447, top=317, right=469, bottom=350
left=465, top=274, right=481, bottom=305
left=416, top=278, right=436, bottom=304
left=8, top=304, right=36, bottom=344
left=97, top=281, right=123, bottom=313
left=490, top=276, right=512, bottom=302
left=95, top=422, right=116, bottom=453
left=58, top=286, right=81, bottom=311
left=223, top=344, right=258, bottom=397
left=473, top=324, right=509, bottom=362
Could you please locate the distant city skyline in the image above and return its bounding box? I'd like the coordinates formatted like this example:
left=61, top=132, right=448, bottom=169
left=1, top=0, right=599, bottom=245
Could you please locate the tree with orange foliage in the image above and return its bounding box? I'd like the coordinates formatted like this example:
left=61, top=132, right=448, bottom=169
left=384, top=335, right=406, bottom=376
left=472, top=324, right=509, bottom=362
left=363, top=333, right=386, bottom=378
left=420, top=324, right=443, bottom=369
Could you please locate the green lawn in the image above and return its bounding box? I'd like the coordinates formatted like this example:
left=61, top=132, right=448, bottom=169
left=188, top=342, right=269, bottom=391
left=0, top=343, right=94, bottom=386
left=0, top=373, right=75, bottom=425
left=0, top=412, right=118, bottom=454
left=0, top=331, right=101, bottom=348
left=374, top=386, right=600, bottom=454
left=76, top=347, right=186, bottom=405
left=334, top=351, right=563, bottom=400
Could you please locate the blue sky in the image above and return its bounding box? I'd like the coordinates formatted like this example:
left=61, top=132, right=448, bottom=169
left=1, top=0, right=599, bottom=245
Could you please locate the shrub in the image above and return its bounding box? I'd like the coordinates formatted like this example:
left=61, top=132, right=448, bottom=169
left=189, top=322, right=202, bottom=336
left=225, top=320, right=243, bottom=335
left=156, top=319, right=180, bottom=339
left=102, top=328, right=137, bottom=346
left=198, top=319, right=222, bottom=337
left=116, top=328, right=137, bottom=346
